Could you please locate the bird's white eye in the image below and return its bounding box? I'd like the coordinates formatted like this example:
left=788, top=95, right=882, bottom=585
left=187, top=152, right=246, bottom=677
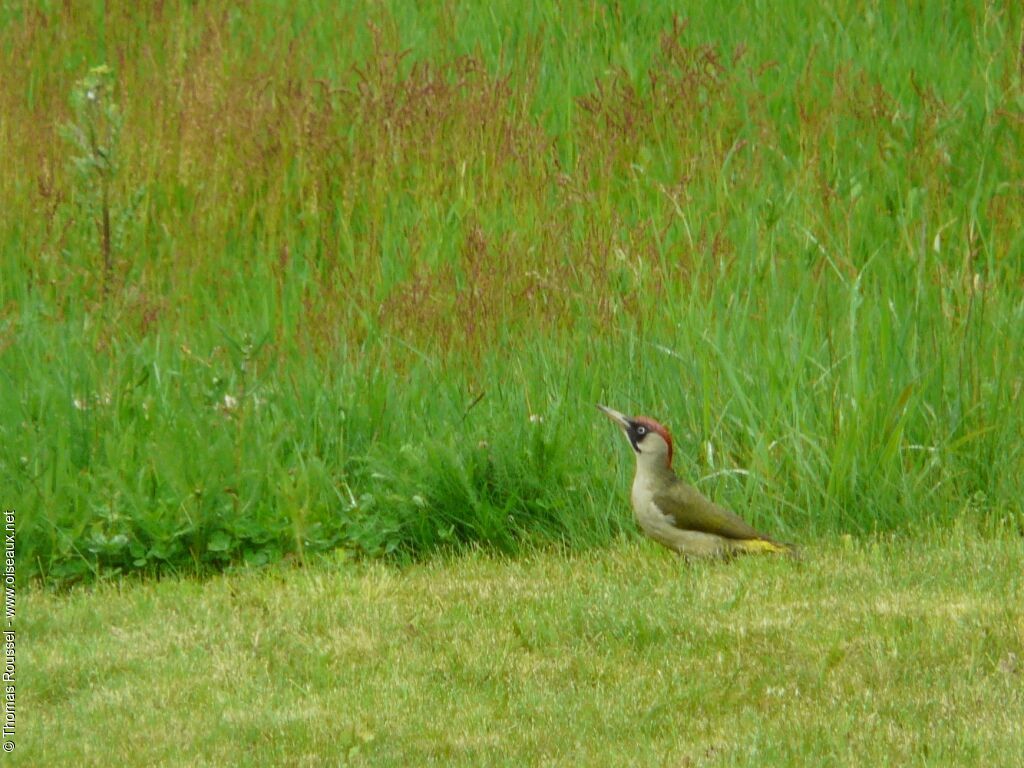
left=636, top=426, right=647, bottom=435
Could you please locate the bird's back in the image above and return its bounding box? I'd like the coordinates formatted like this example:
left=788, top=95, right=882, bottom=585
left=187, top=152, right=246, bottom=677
left=653, top=476, right=776, bottom=543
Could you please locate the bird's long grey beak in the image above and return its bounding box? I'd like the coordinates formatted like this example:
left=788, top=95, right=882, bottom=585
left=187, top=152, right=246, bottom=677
left=596, top=404, right=631, bottom=431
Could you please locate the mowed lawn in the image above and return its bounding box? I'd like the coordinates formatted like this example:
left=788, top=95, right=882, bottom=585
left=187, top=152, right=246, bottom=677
left=23, top=533, right=1023, bottom=766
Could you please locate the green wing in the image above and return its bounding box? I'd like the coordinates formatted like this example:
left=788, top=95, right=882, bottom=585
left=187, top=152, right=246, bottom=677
left=653, top=480, right=770, bottom=541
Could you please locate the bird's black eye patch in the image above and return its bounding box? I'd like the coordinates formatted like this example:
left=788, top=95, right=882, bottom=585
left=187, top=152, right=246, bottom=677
left=626, top=421, right=649, bottom=452
left=629, top=422, right=649, bottom=440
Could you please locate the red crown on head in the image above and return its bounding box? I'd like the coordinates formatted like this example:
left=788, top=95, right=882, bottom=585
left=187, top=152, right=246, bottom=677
left=633, top=416, right=673, bottom=467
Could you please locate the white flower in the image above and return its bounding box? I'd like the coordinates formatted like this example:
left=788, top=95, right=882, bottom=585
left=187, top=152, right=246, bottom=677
left=529, top=413, right=544, bottom=424
left=222, top=394, right=238, bottom=410
left=86, top=89, right=96, bottom=101
left=73, top=397, right=88, bottom=411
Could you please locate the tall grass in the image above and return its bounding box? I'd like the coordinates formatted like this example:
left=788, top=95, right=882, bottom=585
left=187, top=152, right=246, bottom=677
left=3, top=0, right=1022, bottom=583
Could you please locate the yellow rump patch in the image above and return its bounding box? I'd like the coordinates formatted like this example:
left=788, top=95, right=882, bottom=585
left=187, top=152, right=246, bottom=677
left=739, top=539, right=791, bottom=555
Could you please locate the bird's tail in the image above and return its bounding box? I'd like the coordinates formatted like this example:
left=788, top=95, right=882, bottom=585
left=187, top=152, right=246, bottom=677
left=737, top=538, right=798, bottom=557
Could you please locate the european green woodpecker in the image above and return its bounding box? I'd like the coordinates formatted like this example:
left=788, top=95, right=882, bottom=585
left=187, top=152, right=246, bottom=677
left=598, top=404, right=793, bottom=558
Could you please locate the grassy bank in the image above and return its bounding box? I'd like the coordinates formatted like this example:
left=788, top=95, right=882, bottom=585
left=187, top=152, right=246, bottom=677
left=3, top=1, right=1023, bottom=582
left=21, top=534, right=1024, bottom=766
